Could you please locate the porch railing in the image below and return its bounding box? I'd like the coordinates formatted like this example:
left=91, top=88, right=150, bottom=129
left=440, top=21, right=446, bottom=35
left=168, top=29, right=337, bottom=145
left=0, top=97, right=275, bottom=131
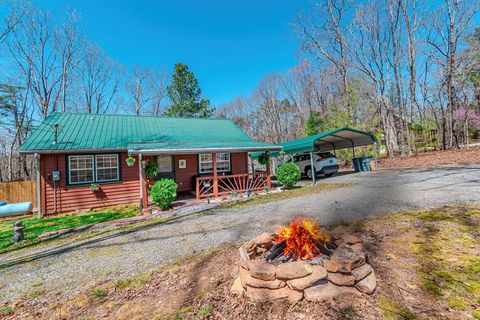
left=196, top=172, right=268, bottom=199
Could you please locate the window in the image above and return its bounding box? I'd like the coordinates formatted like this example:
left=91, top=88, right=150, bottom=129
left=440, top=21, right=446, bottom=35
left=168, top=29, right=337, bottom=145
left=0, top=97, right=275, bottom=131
left=199, top=153, right=231, bottom=174
left=68, top=155, right=94, bottom=184
left=157, top=155, right=173, bottom=173
left=95, top=154, right=119, bottom=182
left=68, top=154, right=120, bottom=185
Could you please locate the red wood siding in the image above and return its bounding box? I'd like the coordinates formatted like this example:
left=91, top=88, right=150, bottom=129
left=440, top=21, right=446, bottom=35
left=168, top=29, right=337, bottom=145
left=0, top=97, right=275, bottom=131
left=231, top=152, right=249, bottom=174
left=40, top=152, right=139, bottom=214
left=39, top=151, right=250, bottom=214
left=174, top=154, right=198, bottom=192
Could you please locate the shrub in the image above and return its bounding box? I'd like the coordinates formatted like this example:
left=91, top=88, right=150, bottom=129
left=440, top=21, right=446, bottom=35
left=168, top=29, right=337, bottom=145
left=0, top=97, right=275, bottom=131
left=276, top=162, right=301, bottom=189
left=150, top=179, right=177, bottom=209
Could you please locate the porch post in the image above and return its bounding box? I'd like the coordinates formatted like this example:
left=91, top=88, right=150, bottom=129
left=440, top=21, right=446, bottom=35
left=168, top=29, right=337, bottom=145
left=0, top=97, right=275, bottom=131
left=266, top=157, right=271, bottom=189
left=212, top=153, right=218, bottom=197
left=309, top=151, right=316, bottom=185
left=373, top=141, right=378, bottom=171
left=35, top=153, right=42, bottom=218
left=138, top=153, right=143, bottom=210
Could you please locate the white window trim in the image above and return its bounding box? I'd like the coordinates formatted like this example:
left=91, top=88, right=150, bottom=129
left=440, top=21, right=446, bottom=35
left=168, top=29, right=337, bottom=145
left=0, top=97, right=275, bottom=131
left=198, top=153, right=231, bottom=174
left=95, top=154, right=120, bottom=183
left=68, top=154, right=120, bottom=185
left=68, top=155, right=95, bottom=185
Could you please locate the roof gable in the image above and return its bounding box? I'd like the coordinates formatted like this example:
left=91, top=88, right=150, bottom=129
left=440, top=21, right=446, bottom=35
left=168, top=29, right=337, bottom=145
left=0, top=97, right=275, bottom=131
left=20, top=112, right=256, bottom=152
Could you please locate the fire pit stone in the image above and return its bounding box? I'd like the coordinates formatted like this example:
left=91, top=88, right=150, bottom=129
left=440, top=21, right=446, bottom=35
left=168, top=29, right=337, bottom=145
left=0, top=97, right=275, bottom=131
left=287, top=265, right=327, bottom=290
left=351, top=263, right=373, bottom=281
left=276, top=261, right=313, bottom=280
left=304, top=280, right=361, bottom=302
left=247, top=260, right=276, bottom=281
left=355, top=272, right=377, bottom=294
left=327, top=272, right=356, bottom=286
left=239, top=267, right=285, bottom=289
left=233, top=220, right=377, bottom=303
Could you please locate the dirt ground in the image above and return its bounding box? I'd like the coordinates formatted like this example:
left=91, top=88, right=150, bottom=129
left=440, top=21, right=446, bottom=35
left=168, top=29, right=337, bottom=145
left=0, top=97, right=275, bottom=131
left=378, top=147, right=480, bottom=170
left=3, top=205, right=479, bottom=320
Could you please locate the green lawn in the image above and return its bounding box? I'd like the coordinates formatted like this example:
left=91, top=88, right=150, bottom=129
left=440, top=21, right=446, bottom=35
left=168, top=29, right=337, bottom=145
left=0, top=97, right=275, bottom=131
left=0, top=204, right=138, bottom=251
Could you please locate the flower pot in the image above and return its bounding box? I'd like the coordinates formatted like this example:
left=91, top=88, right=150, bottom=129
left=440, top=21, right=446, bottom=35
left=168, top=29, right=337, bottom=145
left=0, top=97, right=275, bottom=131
left=126, top=156, right=136, bottom=167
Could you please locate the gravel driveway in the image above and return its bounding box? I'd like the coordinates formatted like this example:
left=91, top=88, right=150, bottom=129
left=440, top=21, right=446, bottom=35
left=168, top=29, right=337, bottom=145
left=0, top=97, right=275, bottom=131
left=1, top=165, right=479, bottom=304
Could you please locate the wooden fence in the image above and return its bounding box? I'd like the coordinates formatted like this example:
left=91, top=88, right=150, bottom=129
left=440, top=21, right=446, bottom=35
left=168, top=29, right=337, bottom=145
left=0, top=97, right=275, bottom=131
left=0, top=180, right=37, bottom=209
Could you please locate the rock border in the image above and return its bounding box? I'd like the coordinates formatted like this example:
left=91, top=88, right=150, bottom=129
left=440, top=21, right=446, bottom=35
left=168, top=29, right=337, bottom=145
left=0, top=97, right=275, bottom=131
left=231, top=227, right=377, bottom=302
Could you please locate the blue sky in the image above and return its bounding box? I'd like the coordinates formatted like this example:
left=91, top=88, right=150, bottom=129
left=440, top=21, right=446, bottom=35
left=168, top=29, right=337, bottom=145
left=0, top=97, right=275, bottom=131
left=35, top=0, right=308, bottom=107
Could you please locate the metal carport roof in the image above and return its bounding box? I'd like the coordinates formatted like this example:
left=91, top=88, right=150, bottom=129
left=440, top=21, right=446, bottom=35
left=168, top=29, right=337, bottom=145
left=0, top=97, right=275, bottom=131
left=253, top=127, right=377, bottom=158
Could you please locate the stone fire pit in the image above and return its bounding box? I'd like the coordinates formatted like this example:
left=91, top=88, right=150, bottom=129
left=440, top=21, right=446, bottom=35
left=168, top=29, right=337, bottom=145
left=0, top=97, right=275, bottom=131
left=231, top=225, right=377, bottom=303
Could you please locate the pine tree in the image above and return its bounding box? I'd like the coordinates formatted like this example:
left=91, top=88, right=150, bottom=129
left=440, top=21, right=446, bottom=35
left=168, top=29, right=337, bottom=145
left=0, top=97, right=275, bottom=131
left=165, top=63, right=213, bottom=118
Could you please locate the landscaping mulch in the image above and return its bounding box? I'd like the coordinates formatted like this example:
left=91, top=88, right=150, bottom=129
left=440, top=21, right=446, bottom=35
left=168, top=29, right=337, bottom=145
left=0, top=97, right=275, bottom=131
left=378, top=147, right=480, bottom=170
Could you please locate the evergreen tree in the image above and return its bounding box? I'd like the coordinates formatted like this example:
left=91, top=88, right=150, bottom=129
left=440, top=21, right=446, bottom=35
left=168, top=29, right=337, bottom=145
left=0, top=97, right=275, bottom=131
left=165, top=63, right=213, bottom=118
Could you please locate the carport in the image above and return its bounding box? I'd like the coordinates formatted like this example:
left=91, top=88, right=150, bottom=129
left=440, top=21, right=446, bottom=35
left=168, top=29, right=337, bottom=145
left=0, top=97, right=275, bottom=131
left=254, top=127, right=377, bottom=184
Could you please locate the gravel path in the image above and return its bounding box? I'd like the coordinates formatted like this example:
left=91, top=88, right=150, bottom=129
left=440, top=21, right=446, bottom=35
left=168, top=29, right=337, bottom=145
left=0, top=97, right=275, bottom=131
left=1, top=165, right=479, bottom=304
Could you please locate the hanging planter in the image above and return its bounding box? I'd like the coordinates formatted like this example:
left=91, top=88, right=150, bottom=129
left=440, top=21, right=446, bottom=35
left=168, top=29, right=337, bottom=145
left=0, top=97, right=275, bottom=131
left=90, top=183, right=100, bottom=192
left=144, top=160, right=158, bottom=178
left=258, top=153, right=270, bottom=165
left=126, top=156, right=136, bottom=167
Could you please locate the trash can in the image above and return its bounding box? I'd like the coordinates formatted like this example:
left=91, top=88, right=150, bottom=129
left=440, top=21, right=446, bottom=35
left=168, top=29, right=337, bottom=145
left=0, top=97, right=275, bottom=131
left=352, top=158, right=363, bottom=172
left=362, top=157, right=372, bottom=172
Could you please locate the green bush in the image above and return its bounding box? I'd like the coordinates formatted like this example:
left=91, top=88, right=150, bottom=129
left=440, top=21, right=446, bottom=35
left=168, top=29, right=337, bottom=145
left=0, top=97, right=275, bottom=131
left=276, top=162, right=301, bottom=189
left=150, top=179, right=177, bottom=209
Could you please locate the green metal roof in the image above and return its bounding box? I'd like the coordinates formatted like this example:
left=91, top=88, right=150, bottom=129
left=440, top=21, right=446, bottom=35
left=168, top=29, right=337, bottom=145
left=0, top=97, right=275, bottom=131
left=20, top=112, right=281, bottom=154
left=252, top=127, right=377, bottom=159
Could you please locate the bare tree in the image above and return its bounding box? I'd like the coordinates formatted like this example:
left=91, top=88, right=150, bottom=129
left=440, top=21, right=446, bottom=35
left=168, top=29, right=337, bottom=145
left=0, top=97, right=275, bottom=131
left=296, top=0, right=354, bottom=104
left=0, top=2, right=22, bottom=45
left=78, top=42, right=122, bottom=114
left=425, top=0, right=480, bottom=148
left=150, top=67, right=169, bottom=116
left=56, top=10, right=81, bottom=112
left=351, top=0, right=399, bottom=156
left=125, top=65, right=154, bottom=115
left=8, top=5, right=63, bottom=118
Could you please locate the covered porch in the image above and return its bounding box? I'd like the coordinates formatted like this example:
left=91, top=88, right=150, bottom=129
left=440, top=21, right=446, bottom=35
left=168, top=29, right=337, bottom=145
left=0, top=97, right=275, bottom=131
left=127, top=141, right=281, bottom=209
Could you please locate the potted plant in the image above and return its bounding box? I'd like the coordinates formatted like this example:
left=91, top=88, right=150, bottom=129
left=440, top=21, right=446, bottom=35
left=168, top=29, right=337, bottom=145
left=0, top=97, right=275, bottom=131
left=144, top=160, right=158, bottom=178
left=126, top=156, right=136, bottom=167
left=90, top=183, right=100, bottom=192
left=257, top=153, right=270, bottom=166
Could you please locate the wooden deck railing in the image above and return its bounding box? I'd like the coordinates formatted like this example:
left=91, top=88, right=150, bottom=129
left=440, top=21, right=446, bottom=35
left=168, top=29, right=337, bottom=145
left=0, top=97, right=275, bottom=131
left=196, top=172, right=268, bottom=199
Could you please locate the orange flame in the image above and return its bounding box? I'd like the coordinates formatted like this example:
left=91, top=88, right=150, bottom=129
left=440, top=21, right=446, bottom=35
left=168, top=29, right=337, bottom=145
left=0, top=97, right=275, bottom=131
left=272, top=218, right=331, bottom=261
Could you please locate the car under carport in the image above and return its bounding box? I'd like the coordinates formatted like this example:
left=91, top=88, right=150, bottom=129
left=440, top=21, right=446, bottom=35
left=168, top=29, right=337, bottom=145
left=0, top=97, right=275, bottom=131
left=253, top=127, right=378, bottom=184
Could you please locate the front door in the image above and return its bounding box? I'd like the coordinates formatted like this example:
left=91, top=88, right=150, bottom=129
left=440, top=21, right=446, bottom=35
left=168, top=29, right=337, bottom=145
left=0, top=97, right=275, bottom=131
left=156, top=155, right=175, bottom=180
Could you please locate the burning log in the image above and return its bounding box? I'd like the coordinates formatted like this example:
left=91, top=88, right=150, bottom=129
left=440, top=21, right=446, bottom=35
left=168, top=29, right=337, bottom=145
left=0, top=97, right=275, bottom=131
left=268, top=218, right=335, bottom=262
left=266, top=240, right=286, bottom=261
left=325, top=241, right=337, bottom=250
left=311, top=238, right=333, bottom=256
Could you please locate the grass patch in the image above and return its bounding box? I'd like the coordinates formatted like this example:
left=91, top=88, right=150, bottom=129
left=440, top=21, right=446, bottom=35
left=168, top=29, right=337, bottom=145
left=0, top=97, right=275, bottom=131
left=0, top=305, right=14, bottom=316
left=115, top=273, right=151, bottom=289
left=90, top=288, right=107, bottom=298
left=378, top=296, right=418, bottom=320
left=196, top=304, right=212, bottom=319
left=0, top=204, right=138, bottom=251
left=472, top=310, right=480, bottom=319
left=397, top=205, right=480, bottom=316
left=219, top=182, right=352, bottom=209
